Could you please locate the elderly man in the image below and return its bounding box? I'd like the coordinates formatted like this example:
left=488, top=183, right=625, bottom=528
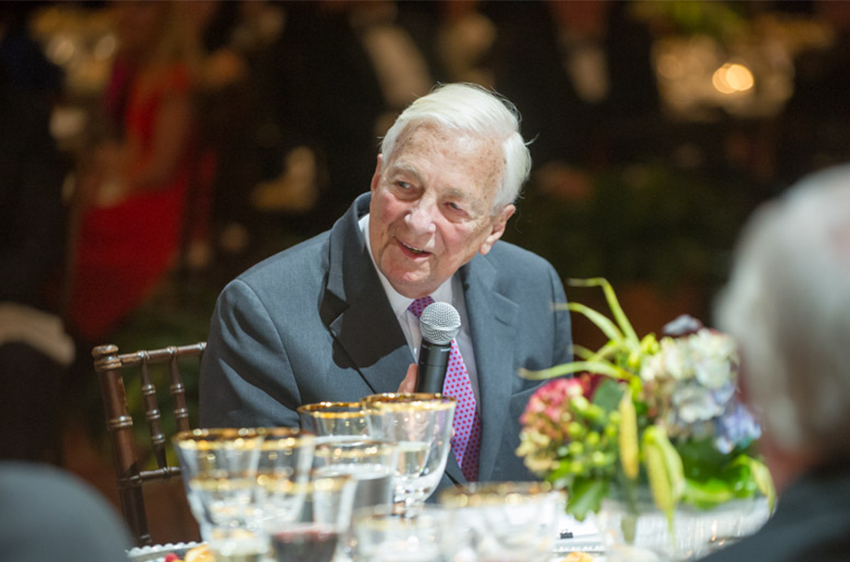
left=706, top=166, right=850, bottom=561
left=200, top=83, right=572, bottom=487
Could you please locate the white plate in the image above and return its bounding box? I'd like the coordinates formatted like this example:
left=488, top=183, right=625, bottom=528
left=126, top=541, right=204, bottom=562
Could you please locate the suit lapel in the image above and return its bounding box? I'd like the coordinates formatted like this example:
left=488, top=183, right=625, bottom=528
left=323, top=195, right=412, bottom=394
left=442, top=452, right=464, bottom=486
left=461, top=253, right=519, bottom=482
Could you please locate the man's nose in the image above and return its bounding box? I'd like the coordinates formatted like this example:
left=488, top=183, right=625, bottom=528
left=405, top=200, right=438, bottom=234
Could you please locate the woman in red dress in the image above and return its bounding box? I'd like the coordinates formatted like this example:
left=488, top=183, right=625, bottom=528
left=69, top=2, right=200, bottom=342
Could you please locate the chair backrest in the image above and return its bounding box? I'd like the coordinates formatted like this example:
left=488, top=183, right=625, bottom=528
left=93, top=342, right=206, bottom=546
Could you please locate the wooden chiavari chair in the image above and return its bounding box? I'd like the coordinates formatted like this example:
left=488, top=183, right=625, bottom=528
left=93, top=342, right=206, bottom=546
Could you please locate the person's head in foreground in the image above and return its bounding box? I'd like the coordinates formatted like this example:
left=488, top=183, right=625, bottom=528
left=718, top=165, right=850, bottom=489
left=368, top=83, right=530, bottom=299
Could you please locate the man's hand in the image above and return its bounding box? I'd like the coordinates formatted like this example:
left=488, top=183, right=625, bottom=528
left=398, top=363, right=418, bottom=393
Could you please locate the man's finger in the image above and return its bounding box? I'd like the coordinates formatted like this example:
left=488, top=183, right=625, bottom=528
left=398, top=363, right=418, bottom=393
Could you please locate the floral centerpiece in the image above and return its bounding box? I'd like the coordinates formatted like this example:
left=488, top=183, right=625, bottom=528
left=516, top=279, right=774, bottom=532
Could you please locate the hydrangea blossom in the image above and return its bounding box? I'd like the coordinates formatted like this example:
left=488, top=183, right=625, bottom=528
left=714, top=401, right=762, bottom=454
left=638, top=329, right=758, bottom=453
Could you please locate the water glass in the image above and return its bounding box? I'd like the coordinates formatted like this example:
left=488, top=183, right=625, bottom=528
left=267, top=474, right=358, bottom=562
left=172, top=428, right=265, bottom=540
left=297, top=401, right=369, bottom=439
left=348, top=504, right=464, bottom=562
left=440, top=481, right=564, bottom=562
left=206, top=527, right=269, bottom=562
left=253, top=427, right=316, bottom=528
left=362, top=393, right=456, bottom=509
left=312, top=439, right=397, bottom=510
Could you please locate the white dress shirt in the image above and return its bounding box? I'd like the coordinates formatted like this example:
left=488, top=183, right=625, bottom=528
left=360, top=214, right=481, bottom=407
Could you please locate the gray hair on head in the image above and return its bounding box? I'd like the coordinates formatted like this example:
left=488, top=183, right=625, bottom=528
left=380, top=83, right=531, bottom=214
left=716, top=165, right=850, bottom=458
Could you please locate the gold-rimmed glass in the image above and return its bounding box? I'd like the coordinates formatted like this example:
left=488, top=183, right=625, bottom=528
left=362, top=393, right=456, bottom=509
left=267, top=474, right=358, bottom=562
left=252, top=427, right=316, bottom=529
left=440, top=481, right=564, bottom=562
left=172, top=428, right=266, bottom=558
left=312, top=439, right=396, bottom=510
left=348, top=504, right=467, bottom=562
left=297, top=401, right=368, bottom=439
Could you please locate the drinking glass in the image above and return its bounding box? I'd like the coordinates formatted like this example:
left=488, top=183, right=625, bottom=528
left=362, top=393, right=456, bottom=509
left=205, top=527, right=269, bottom=562
left=440, top=481, right=564, bottom=562
left=297, top=401, right=369, bottom=439
left=252, top=427, right=316, bottom=530
left=173, top=428, right=266, bottom=559
left=267, top=474, right=358, bottom=562
left=312, top=439, right=397, bottom=510
left=348, top=504, right=465, bottom=562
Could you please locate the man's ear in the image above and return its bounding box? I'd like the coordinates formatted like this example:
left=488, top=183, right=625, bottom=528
left=370, top=154, right=383, bottom=193
left=479, top=204, right=516, bottom=256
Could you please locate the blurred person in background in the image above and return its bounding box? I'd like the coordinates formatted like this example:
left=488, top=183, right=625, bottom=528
left=0, top=461, right=131, bottom=562
left=67, top=1, right=200, bottom=344
left=183, top=0, right=297, bottom=276
left=396, top=0, right=497, bottom=88
left=249, top=0, right=434, bottom=234
left=486, top=0, right=659, bottom=201
left=708, top=165, right=850, bottom=561
left=0, top=4, right=73, bottom=463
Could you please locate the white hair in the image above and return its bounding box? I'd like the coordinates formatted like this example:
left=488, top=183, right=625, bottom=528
left=716, top=165, right=850, bottom=457
left=380, top=83, right=531, bottom=214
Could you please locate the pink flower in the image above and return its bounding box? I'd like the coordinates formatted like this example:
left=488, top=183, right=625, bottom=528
left=521, top=378, right=585, bottom=440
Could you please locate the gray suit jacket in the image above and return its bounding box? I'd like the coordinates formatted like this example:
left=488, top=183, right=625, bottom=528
left=200, top=194, right=572, bottom=488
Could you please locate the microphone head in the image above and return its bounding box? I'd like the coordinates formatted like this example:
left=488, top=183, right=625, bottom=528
left=419, top=302, right=461, bottom=345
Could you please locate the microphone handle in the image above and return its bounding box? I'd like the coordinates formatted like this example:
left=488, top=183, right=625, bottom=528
left=415, top=339, right=452, bottom=394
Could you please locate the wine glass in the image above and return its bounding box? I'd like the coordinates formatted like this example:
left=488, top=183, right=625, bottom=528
left=348, top=504, right=465, bottom=562
left=440, top=481, right=564, bottom=562
left=173, top=428, right=267, bottom=560
left=267, top=474, right=358, bottom=562
left=312, top=439, right=397, bottom=510
left=362, top=393, right=456, bottom=510
left=297, top=401, right=369, bottom=440
left=252, top=427, right=316, bottom=530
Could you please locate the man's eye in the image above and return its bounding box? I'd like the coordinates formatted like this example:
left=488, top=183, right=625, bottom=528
left=447, top=202, right=463, bottom=211
left=396, top=181, right=411, bottom=189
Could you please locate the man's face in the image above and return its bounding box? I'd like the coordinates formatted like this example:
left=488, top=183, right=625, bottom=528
left=369, top=124, right=515, bottom=299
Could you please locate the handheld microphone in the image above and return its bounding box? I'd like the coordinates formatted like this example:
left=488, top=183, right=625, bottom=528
left=415, top=302, right=461, bottom=394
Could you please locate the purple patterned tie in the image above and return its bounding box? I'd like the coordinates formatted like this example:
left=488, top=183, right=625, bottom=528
left=409, top=296, right=481, bottom=481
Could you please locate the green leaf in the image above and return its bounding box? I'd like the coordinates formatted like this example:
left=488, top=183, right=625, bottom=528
left=677, top=437, right=729, bottom=480
left=592, top=378, right=626, bottom=412
left=643, top=426, right=685, bottom=517
left=519, top=360, right=631, bottom=381
left=567, top=477, right=609, bottom=521
left=567, top=301, right=625, bottom=344
left=732, top=455, right=776, bottom=511
left=656, top=431, right=685, bottom=501
left=590, top=340, right=621, bottom=362
left=572, top=344, right=599, bottom=361
left=546, top=461, right=575, bottom=490
left=681, top=478, right=735, bottom=508
left=639, top=334, right=660, bottom=355
left=568, top=278, right=640, bottom=347
left=619, top=389, right=640, bottom=480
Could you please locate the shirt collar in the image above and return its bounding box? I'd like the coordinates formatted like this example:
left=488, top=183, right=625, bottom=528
left=359, top=214, right=454, bottom=318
